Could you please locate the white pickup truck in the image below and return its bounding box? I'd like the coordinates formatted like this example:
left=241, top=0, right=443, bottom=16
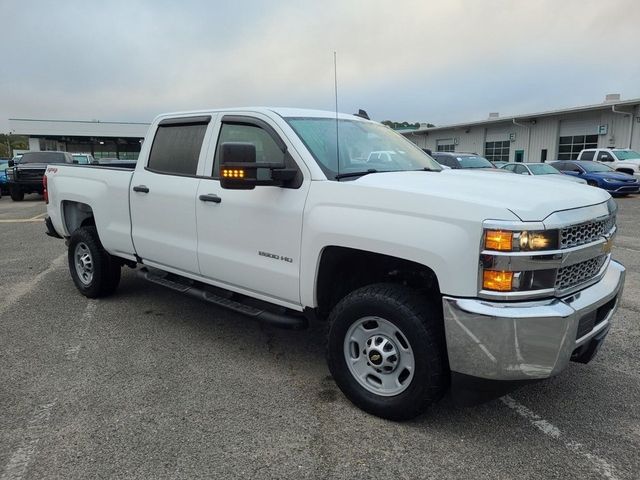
left=578, top=148, right=640, bottom=176
left=45, top=108, right=625, bottom=420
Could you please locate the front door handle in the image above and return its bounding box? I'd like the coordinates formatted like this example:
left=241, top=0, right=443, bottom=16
left=133, top=185, right=150, bottom=193
left=199, top=194, right=222, bottom=204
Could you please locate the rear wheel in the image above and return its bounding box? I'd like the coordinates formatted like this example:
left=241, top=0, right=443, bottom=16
left=327, top=283, right=448, bottom=420
left=587, top=180, right=598, bottom=187
left=10, top=186, right=24, bottom=201
left=68, top=226, right=121, bottom=298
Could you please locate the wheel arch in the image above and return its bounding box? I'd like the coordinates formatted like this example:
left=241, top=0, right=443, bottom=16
left=62, top=200, right=95, bottom=236
left=313, top=246, right=441, bottom=320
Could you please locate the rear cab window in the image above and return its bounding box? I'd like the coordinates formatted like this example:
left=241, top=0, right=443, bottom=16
left=147, top=116, right=211, bottom=176
left=580, top=150, right=595, bottom=160
left=20, top=152, right=71, bottom=164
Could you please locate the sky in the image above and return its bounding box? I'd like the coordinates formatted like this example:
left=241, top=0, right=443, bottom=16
left=1, top=0, right=639, bottom=132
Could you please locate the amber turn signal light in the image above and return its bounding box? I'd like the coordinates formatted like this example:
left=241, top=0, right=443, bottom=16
left=485, top=230, right=513, bottom=251
left=482, top=270, right=514, bottom=291
left=222, top=169, right=245, bottom=179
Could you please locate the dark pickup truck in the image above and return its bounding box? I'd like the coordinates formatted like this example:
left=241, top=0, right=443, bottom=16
left=6, top=151, right=75, bottom=201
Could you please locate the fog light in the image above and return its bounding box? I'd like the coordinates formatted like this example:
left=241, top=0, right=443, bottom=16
left=482, top=270, right=514, bottom=291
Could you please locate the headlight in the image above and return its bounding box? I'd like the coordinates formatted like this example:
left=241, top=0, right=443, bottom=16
left=602, top=178, right=616, bottom=183
left=483, top=229, right=558, bottom=252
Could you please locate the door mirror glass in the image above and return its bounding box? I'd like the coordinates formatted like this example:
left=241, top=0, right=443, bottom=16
left=8, top=159, right=15, bottom=167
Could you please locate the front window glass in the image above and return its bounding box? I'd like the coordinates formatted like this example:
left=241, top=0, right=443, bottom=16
left=613, top=150, right=640, bottom=160
left=456, top=155, right=494, bottom=169
left=581, top=162, right=614, bottom=173
left=285, top=118, right=441, bottom=179
left=528, top=163, right=560, bottom=175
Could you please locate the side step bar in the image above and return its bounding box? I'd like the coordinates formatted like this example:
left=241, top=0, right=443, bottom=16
left=139, top=268, right=308, bottom=330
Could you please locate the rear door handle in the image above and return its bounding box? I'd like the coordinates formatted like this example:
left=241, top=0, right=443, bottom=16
left=199, top=194, right=222, bottom=204
left=133, top=185, right=149, bottom=193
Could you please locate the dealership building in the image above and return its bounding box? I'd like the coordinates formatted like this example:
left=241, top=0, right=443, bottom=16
left=8, top=118, right=149, bottom=160
left=402, top=94, right=640, bottom=163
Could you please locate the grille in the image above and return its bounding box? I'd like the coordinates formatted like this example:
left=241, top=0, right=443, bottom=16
left=560, top=215, right=615, bottom=249
left=555, top=255, right=606, bottom=291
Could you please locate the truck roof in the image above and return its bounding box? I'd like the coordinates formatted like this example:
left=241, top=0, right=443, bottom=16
left=152, top=107, right=370, bottom=123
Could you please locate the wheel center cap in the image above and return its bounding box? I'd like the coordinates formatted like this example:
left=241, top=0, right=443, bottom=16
left=368, top=350, right=383, bottom=365
left=365, top=334, right=399, bottom=373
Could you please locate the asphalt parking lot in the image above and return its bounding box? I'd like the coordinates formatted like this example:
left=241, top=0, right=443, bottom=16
left=1, top=193, right=639, bottom=480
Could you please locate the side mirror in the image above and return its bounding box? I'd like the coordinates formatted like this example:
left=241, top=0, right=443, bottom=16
left=520, top=171, right=529, bottom=175
left=219, top=142, right=297, bottom=190
left=8, top=159, right=15, bottom=167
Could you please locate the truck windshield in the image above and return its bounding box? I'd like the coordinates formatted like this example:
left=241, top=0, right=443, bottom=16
left=613, top=150, right=640, bottom=160
left=285, top=117, right=441, bottom=179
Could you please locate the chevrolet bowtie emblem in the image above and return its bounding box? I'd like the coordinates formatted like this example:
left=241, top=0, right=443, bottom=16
left=371, top=353, right=381, bottom=361
left=603, top=237, right=613, bottom=254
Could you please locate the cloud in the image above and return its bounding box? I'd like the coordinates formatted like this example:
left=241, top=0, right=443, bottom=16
left=1, top=0, right=639, bottom=132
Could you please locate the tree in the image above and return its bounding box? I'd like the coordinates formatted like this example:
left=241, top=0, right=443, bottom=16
left=0, top=134, right=28, bottom=157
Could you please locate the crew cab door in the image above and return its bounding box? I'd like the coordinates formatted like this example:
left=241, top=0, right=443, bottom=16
left=195, top=114, right=310, bottom=306
left=130, top=115, right=214, bottom=274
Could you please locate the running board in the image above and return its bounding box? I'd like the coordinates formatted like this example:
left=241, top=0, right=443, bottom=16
left=139, top=268, right=308, bottom=330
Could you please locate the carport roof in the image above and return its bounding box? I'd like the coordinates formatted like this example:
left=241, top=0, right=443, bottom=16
left=8, top=118, right=150, bottom=138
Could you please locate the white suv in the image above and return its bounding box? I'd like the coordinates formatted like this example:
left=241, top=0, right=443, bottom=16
left=578, top=148, right=640, bottom=176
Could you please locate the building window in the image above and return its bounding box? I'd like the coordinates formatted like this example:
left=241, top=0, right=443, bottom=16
left=557, top=135, right=598, bottom=160
left=484, top=140, right=510, bottom=162
left=436, top=139, right=455, bottom=152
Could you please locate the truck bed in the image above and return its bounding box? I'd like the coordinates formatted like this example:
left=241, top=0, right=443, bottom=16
left=46, top=164, right=137, bottom=260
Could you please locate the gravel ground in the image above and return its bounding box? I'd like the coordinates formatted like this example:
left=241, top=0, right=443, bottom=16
left=0, top=194, right=638, bottom=480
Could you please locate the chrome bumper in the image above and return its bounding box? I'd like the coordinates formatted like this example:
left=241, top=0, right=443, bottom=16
left=442, top=260, right=625, bottom=381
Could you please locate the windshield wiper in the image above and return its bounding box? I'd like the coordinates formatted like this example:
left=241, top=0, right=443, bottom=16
left=335, top=169, right=379, bottom=180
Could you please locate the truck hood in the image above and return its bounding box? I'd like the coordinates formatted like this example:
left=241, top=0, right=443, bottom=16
left=353, top=169, right=610, bottom=222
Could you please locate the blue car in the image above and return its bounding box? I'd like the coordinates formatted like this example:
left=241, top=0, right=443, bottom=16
left=0, top=159, right=10, bottom=195
left=551, top=160, right=640, bottom=196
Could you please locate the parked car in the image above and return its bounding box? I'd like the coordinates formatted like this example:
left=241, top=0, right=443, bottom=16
left=578, top=148, right=640, bottom=176
left=551, top=160, right=640, bottom=195
left=0, top=158, right=10, bottom=194
left=431, top=152, right=505, bottom=171
left=501, top=162, right=587, bottom=184
left=6, top=151, right=75, bottom=201
left=45, top=107, right=625, bottom=420
left=72, top=153, right=95, bottom=165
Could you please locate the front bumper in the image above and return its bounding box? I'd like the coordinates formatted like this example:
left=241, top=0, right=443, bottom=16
left=442, top=260, right=625, bottom=382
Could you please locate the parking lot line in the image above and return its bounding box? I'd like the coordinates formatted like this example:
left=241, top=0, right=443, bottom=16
left=501, top=396, right=620, bottom=480
left=0, top=402, right=57, bottom=480
left=0, top=219, right=45, bottom=223
left=0, top=253, right=65, bottom=313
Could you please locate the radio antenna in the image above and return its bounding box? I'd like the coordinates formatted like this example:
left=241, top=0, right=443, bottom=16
left=333, top=51, right=340, bottom=176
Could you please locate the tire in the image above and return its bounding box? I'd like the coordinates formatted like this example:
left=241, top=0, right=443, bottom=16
left=327, top=283, right=448, bottom=421
left=68, top=226, right=121, bottom=298
left=587, top=180, right=598, bottom=187
left=10, top=186, right=24, bottom=201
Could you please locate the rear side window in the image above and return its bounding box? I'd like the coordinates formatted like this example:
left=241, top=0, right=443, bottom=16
left=580, top=150, right=595, bottom=160
left=148, top=118, right=209, bottom=175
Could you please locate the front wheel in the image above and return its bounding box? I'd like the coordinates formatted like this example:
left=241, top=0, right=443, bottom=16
left=327, top=283, right=448, bottom=420
left=10, top=186, right=24, bottom=201
left=68, top=226, right=121, bottom=298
